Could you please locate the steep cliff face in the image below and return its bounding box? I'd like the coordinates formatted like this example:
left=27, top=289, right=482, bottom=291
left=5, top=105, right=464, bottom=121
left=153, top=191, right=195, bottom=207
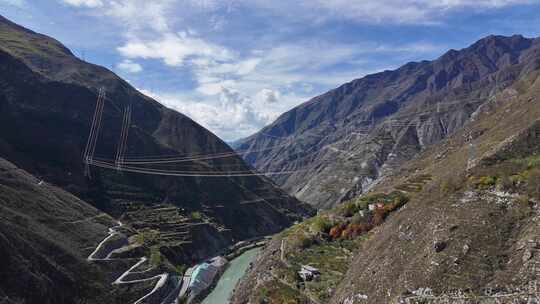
left=232, top=62, right=540, bottom=304
left=237, top=34, right=540, bottom=209
left=0, top=15, right=313, bottom=267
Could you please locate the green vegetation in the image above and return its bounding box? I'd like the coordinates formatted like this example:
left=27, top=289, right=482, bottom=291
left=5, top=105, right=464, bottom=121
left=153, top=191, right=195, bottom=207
left=308, top=215, right=335, bottom=233
left=511, top=154, right=540, bottom=169
left=287, top=238, right=363, bottom=302
left=470, top=175, right=498, bottom=189
left=467, top=153, right=540, bottom=199
left=260, top=190, right=411, bottom=303
left=0, top=28, right=67, bottom=61
left=526, top=169, right=540, bottom=199
left=174, top=264, right=187, bottom=274
left=150, top=246, right=162, bottom=266
left=337, top=191, right=409, bottom=218
left=257, top=280, right=307, bottom=304
left=190, top=211, right=203, bottom=220
left=132, top=228, right=160, bottom=245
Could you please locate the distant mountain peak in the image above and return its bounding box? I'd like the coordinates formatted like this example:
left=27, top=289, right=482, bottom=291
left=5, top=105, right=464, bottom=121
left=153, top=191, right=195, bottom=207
left=237, top=33, right=540, bottom=209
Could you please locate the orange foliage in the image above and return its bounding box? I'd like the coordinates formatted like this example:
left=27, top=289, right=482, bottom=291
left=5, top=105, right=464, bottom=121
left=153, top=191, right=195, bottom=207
left=371, top=208, right=386, bottom=226
left=329, top=225, right=342, bottom=239
left=329, top=223, right=348, bottom=239
left=336, top=222, right=375, bottom=239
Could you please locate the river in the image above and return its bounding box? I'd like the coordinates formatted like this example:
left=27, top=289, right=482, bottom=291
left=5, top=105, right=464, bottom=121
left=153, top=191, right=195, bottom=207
left=201, top=247, right=261, bottom=304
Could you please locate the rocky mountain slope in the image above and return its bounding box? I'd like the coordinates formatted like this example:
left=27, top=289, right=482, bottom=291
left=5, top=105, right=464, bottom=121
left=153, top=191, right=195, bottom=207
left=0, top=14, right=313, bottom=302
left=0, top=157, right=116, bottom=304
left=236, top=34, right=540, bottom=209
left=231, top=64, right=540, bottom=303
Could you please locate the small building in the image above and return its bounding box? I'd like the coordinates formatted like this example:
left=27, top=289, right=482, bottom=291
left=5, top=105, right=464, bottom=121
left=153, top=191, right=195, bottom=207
left=298, top=265, right=320, bottom=281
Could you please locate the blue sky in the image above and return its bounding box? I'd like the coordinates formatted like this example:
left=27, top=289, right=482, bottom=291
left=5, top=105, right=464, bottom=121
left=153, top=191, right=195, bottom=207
left=2, top=0, right=540, bottom=141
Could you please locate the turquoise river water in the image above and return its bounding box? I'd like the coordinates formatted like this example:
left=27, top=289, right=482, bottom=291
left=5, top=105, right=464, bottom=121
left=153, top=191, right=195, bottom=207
left=201, top=247, right=261, bottom=304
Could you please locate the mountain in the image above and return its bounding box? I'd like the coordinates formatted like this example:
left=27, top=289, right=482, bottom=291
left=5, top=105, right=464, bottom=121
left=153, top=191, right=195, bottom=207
left=0, top=14, right=313, bottom=302
left=231, top=50, right=540, bottom=304
left=236, top=34, right=540, bottom=209
left=0, top=157, right=116, bottom=304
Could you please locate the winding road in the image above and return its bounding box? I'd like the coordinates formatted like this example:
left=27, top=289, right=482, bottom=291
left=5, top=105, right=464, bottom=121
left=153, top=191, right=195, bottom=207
left=87, top=221, right=184, bottom=304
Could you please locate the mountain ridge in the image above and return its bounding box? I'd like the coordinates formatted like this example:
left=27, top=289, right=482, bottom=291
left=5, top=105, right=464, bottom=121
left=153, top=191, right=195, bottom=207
left=237, top=33, right=540, bottom=208
left=231, top=57, right=540, bottom=304
left=0, top=15, right=313, bottom=304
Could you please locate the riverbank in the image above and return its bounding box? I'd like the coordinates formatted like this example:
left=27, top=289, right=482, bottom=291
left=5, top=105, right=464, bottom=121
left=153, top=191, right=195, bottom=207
left=181, top=238, right=268, bottom=303
left=202, top=248, right=262, bottom=304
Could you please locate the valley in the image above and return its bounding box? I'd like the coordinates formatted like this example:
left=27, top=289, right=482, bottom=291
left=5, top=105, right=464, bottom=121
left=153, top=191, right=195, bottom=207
left=0, top=7, right=540, bottom=304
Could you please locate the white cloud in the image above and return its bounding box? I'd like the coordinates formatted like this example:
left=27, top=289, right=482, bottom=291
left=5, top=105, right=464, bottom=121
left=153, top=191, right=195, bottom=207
left=116, top=59, right=143, bottom=73
left=118, top=32, right=233, bottom=66
left=256, top=89, right=280, bottom=104
left=61, top=0, right=103, bottom=8
left=374, top=42, right=441, bottom=53
left=134, top=39, right=423, bottom=140
left=140, top=88, right=281, bottom=140
left=247, top=0, right=534, bottom=24
left=59, top=0, right=524, bottom=140
left=105, top=0, right=174, bottom=33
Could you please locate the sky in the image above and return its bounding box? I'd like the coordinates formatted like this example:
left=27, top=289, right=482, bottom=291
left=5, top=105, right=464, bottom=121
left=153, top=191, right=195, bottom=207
left=1, top=1, right=540, bottom=141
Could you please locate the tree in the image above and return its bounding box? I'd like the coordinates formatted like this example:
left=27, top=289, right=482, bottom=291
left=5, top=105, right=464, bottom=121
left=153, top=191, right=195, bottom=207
left=371, top=208, right=386, bottom=226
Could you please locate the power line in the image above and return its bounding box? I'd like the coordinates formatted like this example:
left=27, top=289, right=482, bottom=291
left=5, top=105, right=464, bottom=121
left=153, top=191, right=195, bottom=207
left=115, top=104, right=131, bottom=169
left=83, top=88, right=105, bottom=178
left=83, top=91, right=477, bottom=178
left=89, top=89, right=105, bottom=160
left=88, top=159, right=306, bottom=177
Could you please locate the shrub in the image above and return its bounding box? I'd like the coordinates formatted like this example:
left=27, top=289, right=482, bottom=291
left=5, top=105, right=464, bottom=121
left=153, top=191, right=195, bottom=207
left=359, top=222, right=373, bottom=233
left=510, top=174, right=526, bottom=185
left=133, top=228, right=160, bottom=245
left=472, top=175, right=498, bottom=189
left=310, top=216, right=334, bottom=233
left=350, top=213, right=365, bottom=225
left=340, top=201, right=359, bottom=217
left=175, top=264, right=187, bottom=274
left=297, top=234, right=315, bottom=249
left=356, top=200, right=370, bottom=211
left=341, top=222, right=374, bottom=239
left=371, top=208, right=386, bottom=226
left=190, top=211, right=202, bottom=220
left=391, top=192, right=409, bottom=208
left=527, top=155, right=540, bottom=169
left=150, top=246, right=162, bottom=265
left=526, top=169, right=540, bottom=199
left=329, top=223, right=347, bottom=239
